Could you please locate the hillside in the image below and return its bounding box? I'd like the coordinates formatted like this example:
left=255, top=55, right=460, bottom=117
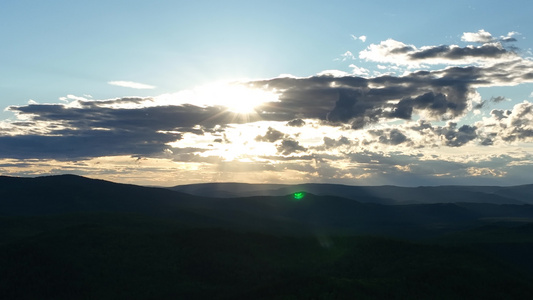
left=170, top=182, right=532, bottom=204
left=2, top=174, right=533, bottom=238
left=2, top=175, right=533, bottom=299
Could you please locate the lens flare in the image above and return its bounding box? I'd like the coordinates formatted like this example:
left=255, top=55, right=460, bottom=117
left=293, top=192, right=305, bottom=200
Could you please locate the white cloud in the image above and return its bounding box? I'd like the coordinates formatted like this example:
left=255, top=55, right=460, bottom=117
left=351, top=34, right=366, bottom=42
left=340, top=51, right=355, bottom=61
left=316, top=69, right=351, bottom=77
left=348, top=64, right=369, bottom=77
left=476, top=101, right=533, bottom=144
left=59, top=94, right=90, bottom=102
left=108, top=81, right=156, bottom=89
left=359, top=39, right=419, bottom=67
left=461, top=29, right=493, bottom=43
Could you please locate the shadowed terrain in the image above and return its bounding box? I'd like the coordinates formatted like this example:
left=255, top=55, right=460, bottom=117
left=1, top=175, right=533, bottom=299
left=170, top=182, right=533, bottom=204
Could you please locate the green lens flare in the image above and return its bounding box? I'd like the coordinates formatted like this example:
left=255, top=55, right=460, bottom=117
left=293, top=192, right=305, bottom=200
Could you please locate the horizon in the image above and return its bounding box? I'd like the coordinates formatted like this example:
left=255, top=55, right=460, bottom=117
left=2, top=173, right=531, bottom=189
left=1, top=1, right=533, bottom=187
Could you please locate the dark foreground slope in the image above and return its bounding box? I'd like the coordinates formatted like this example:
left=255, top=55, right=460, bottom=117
left=2, top=175, right=533, bottom=299
left=1, top=214, right=533, bottom=300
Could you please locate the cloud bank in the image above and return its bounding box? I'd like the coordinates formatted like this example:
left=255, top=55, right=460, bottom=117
left=2, top=30, right=533, bottom=185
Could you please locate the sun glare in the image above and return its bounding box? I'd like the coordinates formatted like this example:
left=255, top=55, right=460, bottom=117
left=196, top=82, right=278, bottom=114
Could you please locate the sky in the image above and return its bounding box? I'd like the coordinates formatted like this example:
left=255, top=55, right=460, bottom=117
left=1, top=0, right=533, bottom=186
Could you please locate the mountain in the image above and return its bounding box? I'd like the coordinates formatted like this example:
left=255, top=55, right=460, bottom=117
left=2, top=174, right=533, bottom=299
left=170, top=182, right=530, bottom=204
left=2, top=174, right=533, bottom=238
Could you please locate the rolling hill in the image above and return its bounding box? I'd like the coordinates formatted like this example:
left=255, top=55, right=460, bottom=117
left=2, top=174, right=533, bottom=299
left=170, top=181, right=532, bottom=204
left=1, top=174, right=533, bottom=238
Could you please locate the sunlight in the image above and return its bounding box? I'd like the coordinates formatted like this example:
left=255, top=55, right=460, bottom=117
left=195, top=81, right=278, bottom=114
left=154, top=81, right=279, bottom=115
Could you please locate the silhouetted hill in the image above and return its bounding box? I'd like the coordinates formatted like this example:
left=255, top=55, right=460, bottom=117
left=170, top=182, right=529, bottom=204
left=2, top=175, right=533, bottom=299
left=2, top=175, right=533, bottom=238
left=0, top=174, right=233, bottom=227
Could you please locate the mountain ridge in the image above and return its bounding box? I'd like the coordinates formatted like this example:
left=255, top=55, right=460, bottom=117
left=169, top=181, right=531, bottom=205
left=2, top=174, right=533, bottom=239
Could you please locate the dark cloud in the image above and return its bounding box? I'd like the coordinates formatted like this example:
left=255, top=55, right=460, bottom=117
left=312, top=136, right=353, bottom=151
left=9, top=102, right=241, bottom=130
left=255, top=127, right=285, bottom=142
left=252, top=70, right=477, bottom=129
left=322, top=136, right=351, bottom=149
left=441, top=124, right=477, bottom=147
left=480, top=138, right=494, bottom=146
left=286, top=118, right=306, bottom=127
left=473, top=101, right=486, bottom=110
left=3, top=101, right=239, bottom=159
left=408, top=44, right=512, bottom=61
left=380, top=129, right=409, bottom=145
left=0, top=130, right=180, bottom=160
left=490, top=96, right=506, bottom=103
left=501, top=37, right=517, bottom=43
left=490, top=109, right=511, bottom=120
left=277, top=139, right=306, bottom=155
left=391, top=92, right=460, bottom=119
left=404, top=121, right=480, bottom=147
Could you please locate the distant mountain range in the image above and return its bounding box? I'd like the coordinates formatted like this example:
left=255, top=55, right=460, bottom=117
left=2, top=174, right=533, bottom=239
left=170, top=181, right=533, bottom=205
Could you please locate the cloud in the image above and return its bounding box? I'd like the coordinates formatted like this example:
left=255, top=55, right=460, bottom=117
left=59, top=94, right=90, bottom=102
left=108, top=81, right=156, bottom=89
left=461, top=30, right=519, bottom=44
left=0, top=130, right=180, bottom=160
left=359, top=39, right=517, bottom=67
left=461, top=29, right=494, bottom=43
left=440, top=123, right=477, bottom=147
left=348, top=64, right=370, bottom=76
left=369, top=128, right=409, bottom=145
left=1, top=31, right=532, bottom=170
left=340, top=51, right=355, bottom=61
left=255, top=127, right=285, bottom=142
left=316, top=70, right=351, bottom=77
left=286, top=118, right=306, bottom=127
left=478, top=101, right=533, bottom=143
left=351, top=35, right=366, bottom=42
left=322, top=136, right=351, bottom=149
left=490, top=96, right=507, bottom=103
left=251, top=65, right=505, bottom=129
left=277, top=139, right=306, bottom=155
left=2, top=100, right=236, bottom=159
left=3, top=55, right=532, bottom=162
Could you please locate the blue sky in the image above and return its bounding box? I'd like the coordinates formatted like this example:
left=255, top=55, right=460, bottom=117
left=1, top=1, right=533, bottom=186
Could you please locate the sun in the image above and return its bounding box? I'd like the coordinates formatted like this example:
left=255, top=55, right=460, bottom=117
left=194, top=81, right=278, bottom=114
